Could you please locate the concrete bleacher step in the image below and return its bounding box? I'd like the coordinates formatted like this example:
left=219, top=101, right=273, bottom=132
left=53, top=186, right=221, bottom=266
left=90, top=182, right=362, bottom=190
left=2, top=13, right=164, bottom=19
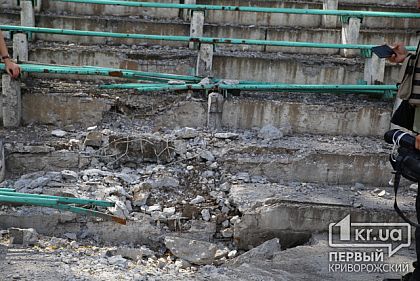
left=15, top=80, right=392, bottom=137
left=218, top=134, right=391, bottom=186
left=230, top=182, right=417, bottom=249
left=3, top=0, right=417, bottom=29
left=2, top=11, right=419, bottom=50
left=27, top=42, right=400, bottom=84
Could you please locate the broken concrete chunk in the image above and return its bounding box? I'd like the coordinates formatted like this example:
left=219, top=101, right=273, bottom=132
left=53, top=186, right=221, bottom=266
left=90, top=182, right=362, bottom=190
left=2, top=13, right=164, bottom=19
left=61, top=170, right=78, bottom=182
left=8, top=228, right=39, bottom=246
left=164, top=236, right=217, bottom=265
left=107, top=255, right=128, bottom=268
left=214, top=132, right=239, bottom=139
left=162, top=207, right=176, bottom=217
left=199, top=150, right=215, bottom=162
left=131, top=187, right=150, bottom=207
left=51, top=129, right=67, bottom=138
left=258, top=124, right=283, bottom=140
left=190, top=195, right=205, bottom=204
left=201, top=209, right=211, bottom=221
left=175, top=127, right=198, bottom=139
left=221, top=228, right=234, bottom=238
left=230, top=238, right=281, bottom=266
left=107, top=247, right=154, bottom=261
left=84, top=131, right=103, bottom=147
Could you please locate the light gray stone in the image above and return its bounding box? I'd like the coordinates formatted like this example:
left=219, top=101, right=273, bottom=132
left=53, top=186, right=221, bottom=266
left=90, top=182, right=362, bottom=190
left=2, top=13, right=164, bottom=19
left=230, top=238, right=281, bottom=265
left=8, top=228, right=38, bottom=246
left=258, top=124, right=283, bottom=140
left=61, top=170, right=78, bottom=182
left=214, top=133, right=239, bottom=139
left=175, top=127, right=198, bottom=139
left=164, top=236, right=218, bottom=265
left=199, top=150, right=215, bottom=162
left=190, top=195, right=205, bottom=204
left=201, top=209, right=211, bottom=221
left=51, top=129, right=67, bottom=138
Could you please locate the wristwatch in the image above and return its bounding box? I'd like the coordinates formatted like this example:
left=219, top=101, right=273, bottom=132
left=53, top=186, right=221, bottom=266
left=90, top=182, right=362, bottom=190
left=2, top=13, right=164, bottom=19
left=1, top=55, right=10, bottom=61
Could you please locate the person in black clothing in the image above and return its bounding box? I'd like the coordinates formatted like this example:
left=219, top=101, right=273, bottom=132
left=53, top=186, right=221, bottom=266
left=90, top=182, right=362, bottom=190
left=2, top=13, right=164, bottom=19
left=386, top=17, right=420, bottom=281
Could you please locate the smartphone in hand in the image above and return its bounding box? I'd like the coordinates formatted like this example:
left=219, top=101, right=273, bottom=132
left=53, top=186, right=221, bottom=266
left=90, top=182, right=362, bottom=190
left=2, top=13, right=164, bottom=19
left=371, top=45, right=396, bottom=58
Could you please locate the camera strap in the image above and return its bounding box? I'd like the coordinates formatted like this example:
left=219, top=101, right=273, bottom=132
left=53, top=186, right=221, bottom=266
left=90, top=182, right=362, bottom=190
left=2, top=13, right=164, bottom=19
left=393, top=172, right=420, bottom=228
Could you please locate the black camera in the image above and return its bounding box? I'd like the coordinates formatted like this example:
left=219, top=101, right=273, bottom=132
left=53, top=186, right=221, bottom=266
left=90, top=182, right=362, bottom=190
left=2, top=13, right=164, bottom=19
left=384, top=129, right=420, bottom=182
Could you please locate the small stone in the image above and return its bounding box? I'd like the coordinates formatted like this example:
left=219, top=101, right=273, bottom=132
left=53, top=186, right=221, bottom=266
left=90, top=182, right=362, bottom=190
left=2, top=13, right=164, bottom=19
left=220, top=182, right=230, bottom=192
left=258, top=124, right=282, bottom=140
left=64, top=233, right=77, bottom=240
left=147, top=205, right=162, bottom=213
left=51, top=129, right=67, bottom=138
left=199, top=150, right=215, bottom=162
left=354, top=182, right=365, bottom=190
left=221, top=228, right=233, bottom=238
left=175, top=127, right=198, bottom=139
left=222, top=220, right=230, bottom=228
left=164, top=236, right=218, bottom=265
left=410, top=183, right=418, bottom=192
left=107, top=255, right=128, bottom=268
left=174, top=259, right=191, bottom=269
left=69, top=241, right=79, bottom=249
left=87, top=126, right=97, bottom=131
left=190, top=195, right=205, bottom=205
left=227, top=250, right=237, bottom=258
left=8, top=228, right=38, bottom=246
left=163, top=207, right=176, bottom=216
left=230, top=215, right=240, bottom=225
left=61, top=170, right=78, bottom=182
left=84, top=131, right=103, bottom=147
left=214, top=133, right=239, bottom=139
left=187, top=166, right=194, bottom=171
left=378, top=190, right=386, bottom=197
left=201, top=209, right=211, bottom=221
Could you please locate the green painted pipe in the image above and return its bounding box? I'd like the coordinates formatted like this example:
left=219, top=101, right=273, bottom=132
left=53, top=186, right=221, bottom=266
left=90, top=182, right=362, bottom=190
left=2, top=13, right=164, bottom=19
left=2, top=25, right=416, bottom=51
left=54, top=0, right=420, bottom=19
left=0, top=188, right=16, bottom=192
left=0, top=190, right=114, bottom=207
left=0, top=62, right=201, bottom=82
left=0, top=194, right=58, bottom=205
left=0, top=194, right=126, bottom=224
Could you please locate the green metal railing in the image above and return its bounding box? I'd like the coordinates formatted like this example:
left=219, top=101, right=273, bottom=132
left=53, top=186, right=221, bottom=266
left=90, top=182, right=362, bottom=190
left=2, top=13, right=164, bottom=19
left=54, top=0, right=420, bottom=19
left=0, top=62, right=398, bottom=97
left=100, top=82, right=397, bottom=97
left=0, top=62, right=202, bottom=82
left=1, top=25, right=416, bottom=55
left=0, top=188, right=126, bottom=224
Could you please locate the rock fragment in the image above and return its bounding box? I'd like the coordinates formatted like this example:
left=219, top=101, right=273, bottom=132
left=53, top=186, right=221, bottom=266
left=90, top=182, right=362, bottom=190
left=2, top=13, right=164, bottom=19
left=164, top=236, right=218, bottom=265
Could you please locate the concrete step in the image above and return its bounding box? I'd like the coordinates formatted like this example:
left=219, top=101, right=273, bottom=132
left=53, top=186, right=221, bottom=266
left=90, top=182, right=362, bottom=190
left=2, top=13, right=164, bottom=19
left=28, top=42, right=401, bottom=84
left=219, top=135, right=392, bottom=186
left=2, top=11, right=418, bottom=53
left=229, top=182, right=417, bottom=249
left=5, top=0, right=420, bottom=29
left=12, top=80, right=392, bottom=137
left=209, top=233, right=416, bottom=281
